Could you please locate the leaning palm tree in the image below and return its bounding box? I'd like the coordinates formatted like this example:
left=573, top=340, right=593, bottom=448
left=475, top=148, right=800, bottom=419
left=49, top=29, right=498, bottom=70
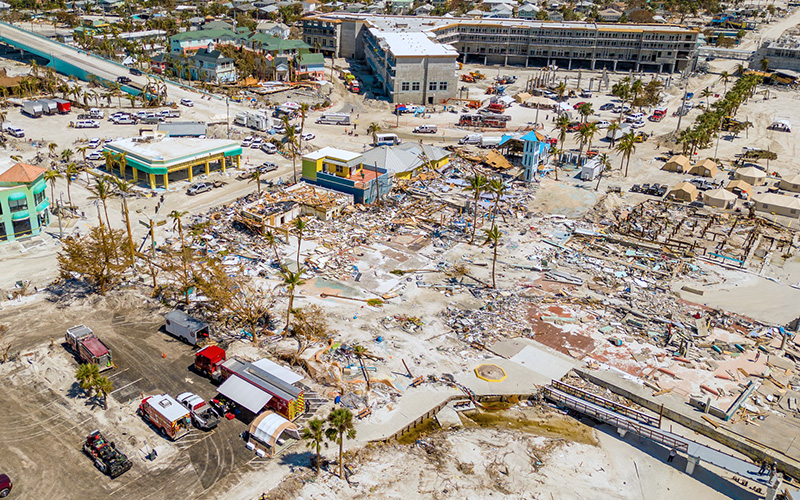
left=88, top=176, right=115, bottom=229
left=61, top=148, right=74, bottom=163
left=42, top=168, right=62, bottom=208
left=249, top=168, right=262, bottom=196
left=718, top=71, right=731, bottom=94
left=302, top=418, right=327, bottom=475
left=595, top=153, right=611, bottom=191
left=607, top=121, right=621, bottom=148
left=578, top=122, right=599, bottom=159
left=463, top=172, right=488, bottom=244
left=297, top=102, right=310, bottom=153
left=94, top=375, right=113, bottom=410
left=615, top=132, right=637, bottom=177
left=283, top=118, right=300, bottom=183
left=264, top=230, right=283, bottom=269
left=281, top=269, right=306, bottom=331
left=114, top=178, right=137, bottom=266
left=325, top=408, right=356, bottom=480
left=483, top=226, right=501, bottom=289
left=292, top=217, right=307, bottom=271
left=48, top=142, right=58, bottom=158
left=367, top=122, right=381, bottom=145
left=76, top=145, right=90, bottom=168
left=65, top=162, right=78, bottom=207
left=75, top=363, right=100, bottom=397
left=487, top=177, right=507, bottom=228
left=552, top=114, right=571, bottom=181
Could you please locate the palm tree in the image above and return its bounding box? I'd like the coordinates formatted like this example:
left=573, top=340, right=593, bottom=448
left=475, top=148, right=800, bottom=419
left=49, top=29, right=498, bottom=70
left=48, top=142, right=58, bottom=158
left=367, top=122, right=381, bottom=145
left=127, top=93, right=136, bottom=109
left=578, top=122, right=598, bottom=159
left=115, top=178, right=137, bottom=266
left=297, top=102, right=310, bottom=153
left=281, top=269, right=306, bottom=331
left=75, top=363, right=100, bottom=397
left=552, top=114, right=571, bottom=181
left=264, top=230, right=283, bottom=269
left=65, top=162, right=78, bottom=207
left=88, top=176, right=115, bottom=229
left=700, top=88, right=713, bottom=112
left=76, top=145, right=90, bottom=168
left=607, top=121, right=621, bottom=148
left=718, top=71, right=731, bottom=94
left=325, top=408, right=356, bottom=480
left=293, top=217, right=307, bottom=271
left=487, top=177, right=506, bottom=228
left=595, top=153, right=611, bottom=191
left=760, top=58, right=769, bottom=72
left=61, top=148, right=74, bottom=163
left=94, top=375, right=113, bottom=410
left=554, top=81, right=567, bottom=102
left=43, top=168, right=62, bottom=208
left=283, top=118, right=300, bottom=183
left=249, top=168, right=262, bottom=196
left=577, top=102, right=593, bottom=123
left=302, top=418, right=327, bottom=474
left=463, top=172, right=488, bottom=244
left=615, top=132, right=636, bottom=177
left=0, top=110, right=6, bottom=142
left=482, top=226, right=501, bottom=289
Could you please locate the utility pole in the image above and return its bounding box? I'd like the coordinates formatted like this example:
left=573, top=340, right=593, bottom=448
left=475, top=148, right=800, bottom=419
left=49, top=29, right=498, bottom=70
left=226, top=96, right=230, bottom=139
left=57, top=192, right=63, bottom=240
left=675, top=83, right=689, bottom=135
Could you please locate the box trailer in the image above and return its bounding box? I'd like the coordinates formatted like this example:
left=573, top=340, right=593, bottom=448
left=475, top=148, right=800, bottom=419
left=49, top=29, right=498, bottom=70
left=53, top=98, right=71, bottom=114
left=65, top=325, right=113, bottom=371
left=38, top=99, right=58, bottom=115
left=164, top=310, right=210, bottom=345
left=21, top=100, right=43, bottom=118
left=138, top=394, right=192, bottom=440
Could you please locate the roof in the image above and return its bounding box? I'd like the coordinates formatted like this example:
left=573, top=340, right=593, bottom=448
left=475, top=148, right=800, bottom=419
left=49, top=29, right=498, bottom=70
left=361, top=145, right=418, bottom=174
left=752, top=193, right=800, bottom=210
left=303, top=146, right=362, bottom=162
left=520, top=130, right=546, bottom=142
left=297, top=52, right=324, bottom=66
left=222, top=357, right=303, bottom=401
left=251, top=358, right=304, bottom=384
left=726, top=179, right=752, bottom=192
left=170, top=28, right=248, bottom=43
left=250, top=411, right=296, bottom=445
left=0, top=162, right=45, bottom=183
left=367, top=28, right=458, bottom=57
left=197, top=345, right=226, bottom=363
left=157, top=121, right=208, bottom=137
left=146, top=394, right=190, bottom=421
left=671, top=181, right=698, bottom=195
left=218, top=374, right=273, bottom=413
left=165, top=310, right=208, bottom=332
left=666, top=154, right=691, bottom=167
left=736, top=166, right=766, bottom=178
left=396, top=142, right=450, bottom=162
left=703, top=188, right=736, bottom=201
left=694, top=158, right=717, bottom=169
left=81, top=336, right=109, bottom=357
left=781, top=174, right=800, bottom=184
left=192, top=49, right=234, bottom=63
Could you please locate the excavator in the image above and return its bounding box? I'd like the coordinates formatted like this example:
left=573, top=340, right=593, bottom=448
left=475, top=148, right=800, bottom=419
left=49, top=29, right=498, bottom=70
left=461, top=74, right=475, bottom=83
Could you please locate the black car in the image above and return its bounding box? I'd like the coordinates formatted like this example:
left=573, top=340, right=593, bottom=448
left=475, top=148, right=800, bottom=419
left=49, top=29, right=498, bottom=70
left=129, top=68, right=142, bottom=76
left=599, top=103, right=615, bottom=111
left=116, top=76, right=131, bottom=84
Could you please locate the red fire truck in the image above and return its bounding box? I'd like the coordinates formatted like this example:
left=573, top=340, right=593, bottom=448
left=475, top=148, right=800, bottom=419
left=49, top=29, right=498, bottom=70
left=65, top=325, right=113, bottom=371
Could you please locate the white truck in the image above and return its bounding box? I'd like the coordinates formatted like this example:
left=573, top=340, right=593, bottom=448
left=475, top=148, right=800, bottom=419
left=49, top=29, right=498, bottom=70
left=459, top=133, right=483, bottom=145
left=316, top=112, right=350, bottom=125
left=479, top=136, right=503, bottom=149
left=21, top=100, right=43, bottom=118
left=164, top=310, right=210, bottom=345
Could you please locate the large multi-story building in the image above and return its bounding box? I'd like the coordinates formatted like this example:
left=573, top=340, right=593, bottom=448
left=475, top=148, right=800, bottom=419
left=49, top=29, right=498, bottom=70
left=0, top=161, right=49, bottom=243
left=302, top=14, right=700, bottom=74
left=363, top=30, right=458, bottom=104
left=753, top=37, right=800, bottom=72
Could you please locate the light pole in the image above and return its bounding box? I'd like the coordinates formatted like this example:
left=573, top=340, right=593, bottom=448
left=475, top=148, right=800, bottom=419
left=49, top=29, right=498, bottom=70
left=226, top=96, right=230, bottom=139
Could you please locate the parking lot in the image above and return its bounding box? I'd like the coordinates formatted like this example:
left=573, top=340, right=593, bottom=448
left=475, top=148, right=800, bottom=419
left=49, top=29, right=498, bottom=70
left=0, top=293, right=282, bottom=500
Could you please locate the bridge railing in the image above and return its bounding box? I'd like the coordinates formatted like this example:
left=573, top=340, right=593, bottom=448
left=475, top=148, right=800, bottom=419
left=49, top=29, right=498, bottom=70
left=551, top=380, right=661, bottom=427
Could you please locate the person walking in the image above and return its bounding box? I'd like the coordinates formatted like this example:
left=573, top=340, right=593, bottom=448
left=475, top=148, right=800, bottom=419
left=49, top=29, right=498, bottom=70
left=668, top=448, right=677, bottom=463
left=759, top=460, right=768, bottom=475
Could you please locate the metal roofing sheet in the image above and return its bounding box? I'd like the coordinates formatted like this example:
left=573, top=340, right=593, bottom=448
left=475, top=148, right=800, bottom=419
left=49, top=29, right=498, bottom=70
left=218, top=375, right=273, bottom=413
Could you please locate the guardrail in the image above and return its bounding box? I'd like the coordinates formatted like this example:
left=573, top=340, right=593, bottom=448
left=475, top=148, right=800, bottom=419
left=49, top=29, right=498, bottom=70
left=551, top=380, right=661, bottom=427
left=544, top=386, right=688, bottom=453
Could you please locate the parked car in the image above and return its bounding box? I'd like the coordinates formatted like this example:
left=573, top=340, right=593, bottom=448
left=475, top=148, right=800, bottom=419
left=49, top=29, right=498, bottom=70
left=250, top=138, right=263, bottom=149
left=594, top=120, right=611, bottom=129
left=301, top=132, right=315, bottom=141
left=241, top=136, right=253, bottom=148
left=631, top=120, right=646, bottom=129
left=176, top=392, right=220, bottom=431
left=572, top=101, right=587, bottom=110
left=88, top=138, right=101, bottom=149
left=261, top=143, right=277, bottom=154
left=180, top=98, right=194, bottom=107
left=129, top=68, right=142, bottom=76
left=259, top=162, right=279, bottom=173
left=87, top=152, right=103, bottom=161
left=599, top=103, right=615, bottom=111
left=187, top=182, right=212, bottom=195
left=113, top=116, right=136, bottom=125
left=116, top=76, right=131, bottom=84
left=0, top=473, right=11, bottom=497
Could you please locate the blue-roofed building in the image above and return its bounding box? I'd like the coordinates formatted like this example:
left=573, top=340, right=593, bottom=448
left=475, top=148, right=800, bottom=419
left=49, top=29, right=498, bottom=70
left=520, top=130, right=550, bottom=181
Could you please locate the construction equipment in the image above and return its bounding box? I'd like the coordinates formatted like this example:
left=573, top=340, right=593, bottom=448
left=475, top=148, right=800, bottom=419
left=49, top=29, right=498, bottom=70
left=441, top=97, right=481, bottom=109
left=461, top=74, right=475, bottom=83
left=459, top=114, right=511, bottom=128
left=469, top=70, right=486, bottom=80
left=722, top=116, right=745, bottom=131
left=83, top=431, right=133, bottom=479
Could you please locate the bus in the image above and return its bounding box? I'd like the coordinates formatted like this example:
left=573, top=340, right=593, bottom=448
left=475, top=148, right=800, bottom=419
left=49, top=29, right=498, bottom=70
left=315, top=112, right=351, bottom=125
left=375, top=133, right=401, bottom=146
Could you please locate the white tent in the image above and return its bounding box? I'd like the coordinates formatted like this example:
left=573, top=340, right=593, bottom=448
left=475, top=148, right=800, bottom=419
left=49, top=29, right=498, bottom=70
left=768, top=120, right=791, bottom=132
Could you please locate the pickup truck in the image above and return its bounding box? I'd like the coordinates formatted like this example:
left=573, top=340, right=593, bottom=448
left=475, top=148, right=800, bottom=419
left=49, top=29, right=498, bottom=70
left=177, top=392, right=220, bottom=430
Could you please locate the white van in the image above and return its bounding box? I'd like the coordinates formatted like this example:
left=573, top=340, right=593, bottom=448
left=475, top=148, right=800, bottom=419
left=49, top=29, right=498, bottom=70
left=413, top=124, right=438, bottom=134
left=625, top=112, right=644, bottom=123
left=459, top=133, right=483, bottom=145
left=375, top=133, right=401, bottom=146
left=74, top=120, right=100, bottom=128
left=4, top=125, right=24, bottom=138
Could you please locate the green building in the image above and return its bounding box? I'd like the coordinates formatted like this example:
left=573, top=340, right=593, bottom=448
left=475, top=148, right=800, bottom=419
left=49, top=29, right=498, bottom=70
left=0, top=162, right=50, bottom=242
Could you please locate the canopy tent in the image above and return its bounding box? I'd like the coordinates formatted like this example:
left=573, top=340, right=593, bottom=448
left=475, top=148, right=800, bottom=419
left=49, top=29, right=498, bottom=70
left=726, top=179, right=752, bottom=197
left=663, top=154, right=691, bottom=173
left=246, top=411, right=300, bottom=457
left=217, top=375, right=273, bottom=413
left=735, top=166, right=767, bottom=186
left=768, top=120, right=791, bottom=132
left=703, top=188, right=737, bottom=208
left=669, top=181, right=699, bottom=202
left=688, top=159, right=719, bottom=177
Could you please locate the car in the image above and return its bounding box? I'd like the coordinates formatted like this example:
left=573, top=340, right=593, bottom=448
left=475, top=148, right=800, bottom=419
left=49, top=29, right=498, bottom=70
left=259, top=162, right=279, bottom=173
left=0, top=473, right=11, bottom=497
left=689, top=200, right=704, bottom=208
left=88, top=138, right=101, bottom=148
left=572, top=101, right=587, bottom=110
left=685, top=92, right=694, bottom=100
left=251, top=138, right=263, bottom=148
left=631, top=120, right=646, bottom=128
left=113, top=116, right=136, bottom=125
left=272, top=125, right=286, bottom=134
left=180, top=98, right=194, bottom=107
left=261, top=143, right=277, bottom=154
left=129, top=68, right=142, bottom=76
left=594, top=120, right=611, bottom=129
left=580, top=91, right=592, bottom=98
left=176, top=392, right=220, bottom=431
left=241, top=136, right=253, bottom=147
left=301, top=132, right=315, bottom=141
left=599, top=103, right=615, bottom=111
left=87, top=152, right=103, bottom=161
left=83, top=430, right=133, bottom=478
left=187, top=182, right=212, bottom=195
left=116, top=76, right=131, bottom=84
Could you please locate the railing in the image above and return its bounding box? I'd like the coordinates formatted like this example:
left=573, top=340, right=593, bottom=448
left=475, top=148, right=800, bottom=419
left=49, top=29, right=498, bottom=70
left=544, top=386, right=688, bottom=453
left=551, top=380, right=660, bottom=427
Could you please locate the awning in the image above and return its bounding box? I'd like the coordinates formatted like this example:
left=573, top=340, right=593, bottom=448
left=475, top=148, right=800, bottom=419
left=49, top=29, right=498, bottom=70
left=218, top=375, right=272, bottom=413
left=32, top=182, right=46, bottom=194
left=11, top=212, right=29, bottom=221
left=8, top=191, right=27, bottom=201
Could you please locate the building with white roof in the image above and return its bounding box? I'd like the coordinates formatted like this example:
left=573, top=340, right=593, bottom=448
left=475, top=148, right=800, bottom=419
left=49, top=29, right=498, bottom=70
left=363, top=28, right=458, bottom=104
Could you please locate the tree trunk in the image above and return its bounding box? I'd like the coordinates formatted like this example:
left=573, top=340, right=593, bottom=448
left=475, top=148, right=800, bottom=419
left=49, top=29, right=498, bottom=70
left=625, top=155, right=632, bottom=177
left=296, top=235, right=302, bottom=271
left=595, top=169, right=603, bottom=191
left=285, top=291, right=294, bottom=331
left=316, top=443, right=321, bottom=474
left=122, top=197, right=135, bottom=267
left=251, top=320, right=258, bottom=346
left=491, top=243, right=497, bottom=288
left=470, top=193, right=479, bottom=244
left=339, top=433, right=344, bottom=479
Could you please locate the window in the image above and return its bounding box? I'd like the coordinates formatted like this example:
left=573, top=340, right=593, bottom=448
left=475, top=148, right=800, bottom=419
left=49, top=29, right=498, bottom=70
left=8, top=197, right=27, bottom=213
left=34, top=190, right=45, bottom=206
left=429, top=81, right=437, bottom=91
left=12, top=218, right=31, bottom=238
left=439, top=81, right=448, bottom=91
left=411, top=82, right=420, bottom=91
left=401, top=82, right=410, bottom=92
left=0, top=223, right=5, bottom=241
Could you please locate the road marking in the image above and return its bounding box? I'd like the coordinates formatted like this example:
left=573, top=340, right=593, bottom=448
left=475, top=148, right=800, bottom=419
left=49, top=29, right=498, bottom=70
left=108, top=368, right=129, bottom=378
left=110, top=377, right=143, bottom=394
left=176, top=433, right=213, bottom=450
